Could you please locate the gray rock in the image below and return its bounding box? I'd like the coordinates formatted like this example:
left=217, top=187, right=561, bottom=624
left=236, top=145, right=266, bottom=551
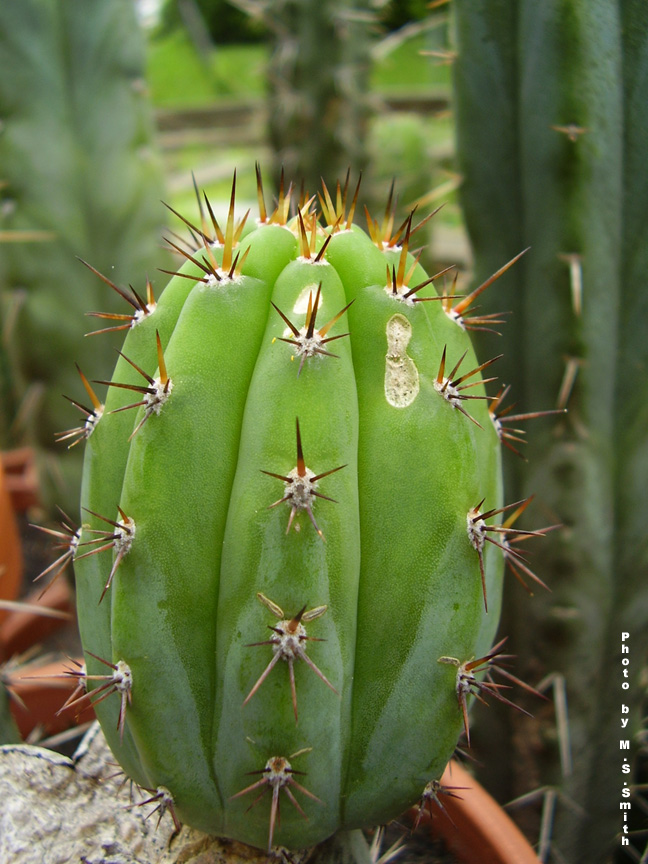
left=0, top=724, right=313, bottom=864
left=0, top=723, right=176, bottom=864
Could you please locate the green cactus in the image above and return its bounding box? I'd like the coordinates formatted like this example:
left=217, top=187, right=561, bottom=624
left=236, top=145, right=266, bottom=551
left=452, top=2, right=648, bottom=861
left=63, top=172, right=546, bottom=854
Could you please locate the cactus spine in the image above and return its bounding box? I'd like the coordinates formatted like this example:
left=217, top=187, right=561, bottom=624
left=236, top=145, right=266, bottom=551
left=452, top=2, right=648, bottom=860
left=65, top=171, right=547, bottom=854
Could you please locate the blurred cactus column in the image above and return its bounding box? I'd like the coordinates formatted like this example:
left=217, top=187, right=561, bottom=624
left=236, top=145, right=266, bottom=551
left=0, top=0, right=166, bottom=513
left=262, top=0, right=380, bottom=193
left=452, top=2, right=648, bottom=862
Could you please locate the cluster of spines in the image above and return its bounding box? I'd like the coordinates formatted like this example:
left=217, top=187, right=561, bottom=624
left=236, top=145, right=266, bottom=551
left=243, top=593, right=337, bottom=723
left=29, top=652, right=132, bottom=741
left=438, top=638, right=545, bottom=748
left=35, top=168, right=562, bottom=848
left=230, top=751, right=322, bottom=850
left=55, top=366, right=104, bottom=449
left=270, top=283, right=353, bottom=377
left=262, top=417, right=346, bottom=539
left=364, top=178, right=438, bottom=250
left=81, top=258, right=157, bottom=336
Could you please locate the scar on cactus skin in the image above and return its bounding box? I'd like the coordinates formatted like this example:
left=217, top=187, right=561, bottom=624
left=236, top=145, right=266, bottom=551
left=230, top=751, right=323, bottom=852
left=31, top=511, right=80, bottom=598
left=438, top=638, right=543, bottom=746
left=271, top=282, right=353, bottom=376
left=467, top=496, right=556, bottom=607
left=76, top=506, right=135, bottom=602
left=412, top=778, right=468, bottom=831
left=80, top=258, right=157, bottom=335
left=94, top=331, right=172, bottom=440
left=243, top=593, right=338, bottom=723
left=56, top=365, right=104, bottom=448
left=433, top=347, right=501, bottom=429
left=262, top=417, right=346, bottom=539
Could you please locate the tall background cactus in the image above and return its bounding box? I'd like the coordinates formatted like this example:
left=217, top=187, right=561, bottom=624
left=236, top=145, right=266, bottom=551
left=259, top=0, right=380, bottom=194
left=452, top=2, right=648, bottom=861
left=0, top=0, right=167, bottom=513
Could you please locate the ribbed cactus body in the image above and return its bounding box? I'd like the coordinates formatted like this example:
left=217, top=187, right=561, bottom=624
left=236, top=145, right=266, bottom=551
left=74, top=189, right=505, bottom=851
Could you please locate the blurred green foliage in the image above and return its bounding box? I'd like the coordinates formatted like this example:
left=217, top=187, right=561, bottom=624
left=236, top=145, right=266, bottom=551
left=158, top=0, right=432, bottom=46
left=0, top=0, right=167, bottom=514
left=159, top=0, right=268, bottom=43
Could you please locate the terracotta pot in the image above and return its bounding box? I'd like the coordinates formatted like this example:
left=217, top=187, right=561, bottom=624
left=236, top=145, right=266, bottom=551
left=417, top=761, right=541, bottom=864
left=0, top=576, right=75, bottom=662
left=0, top=456, right=23, bottom=627
left=1, top=447, right=40, bottom=513
left=0, top=575, right=81, bottom=738
left=8, top=654, right=94, bottom=740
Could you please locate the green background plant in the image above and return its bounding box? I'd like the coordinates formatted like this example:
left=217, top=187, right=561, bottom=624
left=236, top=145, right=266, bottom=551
left=0, top=0, right=167, bottom=513
left=452, top=2, right=648, bottom=861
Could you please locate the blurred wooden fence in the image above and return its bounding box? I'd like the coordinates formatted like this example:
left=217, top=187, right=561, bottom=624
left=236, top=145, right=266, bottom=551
left=156, top=92, right=449, bottom=150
